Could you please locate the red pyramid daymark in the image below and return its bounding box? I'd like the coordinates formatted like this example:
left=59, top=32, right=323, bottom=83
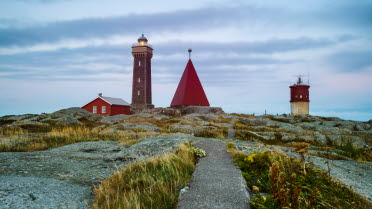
left=171, top=59, right=210, bottom=107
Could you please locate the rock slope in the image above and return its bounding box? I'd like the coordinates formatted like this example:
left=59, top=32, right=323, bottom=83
left=0, top=136, right=190, bottom=209
left=0, top=107, right=371, bottom=207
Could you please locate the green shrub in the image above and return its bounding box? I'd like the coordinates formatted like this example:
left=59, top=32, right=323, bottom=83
left=226, top=142, right=236, bottom=150
left=191, top=147, right=206, bottom=158
left=230, top=150, right=371, bottom=209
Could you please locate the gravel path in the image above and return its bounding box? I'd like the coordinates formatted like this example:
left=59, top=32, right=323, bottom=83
left=178, top=140, right=250, bottom=209
left=228, top=118, right=238, bottom=139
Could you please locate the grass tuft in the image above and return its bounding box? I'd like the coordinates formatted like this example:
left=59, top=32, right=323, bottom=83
left=0, top=125, right=146, bottom=152
left=92, top=142, right=198, bottom=209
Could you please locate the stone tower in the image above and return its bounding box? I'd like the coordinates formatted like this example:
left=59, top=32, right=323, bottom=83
left=131, top=34, right=154, bottom=111
left=290, top=76, right=310, bottom=115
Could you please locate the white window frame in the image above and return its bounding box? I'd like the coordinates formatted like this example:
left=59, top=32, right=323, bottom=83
left=102, top=106, right=106, bottom=114
left=93, top=106, right=97, bottom=113
left=139, top=60, right=141, bottom=66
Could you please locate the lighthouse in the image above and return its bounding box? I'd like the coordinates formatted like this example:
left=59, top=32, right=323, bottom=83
left=131, top=34, right=154, bottom=111
left=290, top=76, right=310, bottom=115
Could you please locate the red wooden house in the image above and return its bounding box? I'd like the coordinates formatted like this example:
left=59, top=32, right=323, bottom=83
left=82, top=93, right=131, bottom=115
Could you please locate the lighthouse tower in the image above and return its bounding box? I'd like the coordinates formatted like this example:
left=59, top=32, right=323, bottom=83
left=131, top=34, right=154, bottom=111
left=290, top=76, right=310, bottom=115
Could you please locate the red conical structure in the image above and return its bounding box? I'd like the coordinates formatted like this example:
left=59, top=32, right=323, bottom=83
left=171, top=59, right=210, bottom=107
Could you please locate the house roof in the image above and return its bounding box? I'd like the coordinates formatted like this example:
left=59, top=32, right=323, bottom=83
left=171, top=59, right=210, bottom=107
left=82, top=95, right=130, bottom=107
left=100, top=96, right=130, bottom=106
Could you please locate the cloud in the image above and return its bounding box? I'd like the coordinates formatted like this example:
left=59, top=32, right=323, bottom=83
left=327, top=50, right=372, bottom=71
left=316, top=1, right=372, bottom=29
left=1, top=1, right=371, bottom=121
left=0, top=31, right=355, bottom=56
left=0, top=6, right=247, bottom=47
left=0, top=35, right=351, bottom=83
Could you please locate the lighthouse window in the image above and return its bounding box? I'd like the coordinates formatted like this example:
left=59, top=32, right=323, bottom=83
left=138, top=90, right=140, bottom=96
left=138, top=61, right=141, bottom=66
left=102, top=106, right=106, bottom=114
left=93, top=106, right=97, bottom=113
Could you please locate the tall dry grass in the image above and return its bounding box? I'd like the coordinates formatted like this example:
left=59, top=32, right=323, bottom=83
left=92, top=142, right=196, bottom=209
left=0, top=125, right=151, bottom=152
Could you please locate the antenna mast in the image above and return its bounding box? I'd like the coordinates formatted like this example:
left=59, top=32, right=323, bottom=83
left=308, top=72, right=310, bottom=85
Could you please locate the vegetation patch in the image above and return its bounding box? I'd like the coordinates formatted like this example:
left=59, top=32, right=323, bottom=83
left=199, top=122, right=228, bottom=138
left=227, top=145, right=371, bottom=209
left=0, top=125, right=150, bottom=152
left=194, top=128, right=227, bottom=139
left=235, top=130, right=267, bottom=142
left=231, top=113, right=256, bottom=118
left=214, top=118, right=233, bottom=124
left=310, top=141, right=372, bottom=162
left=92, top=142, right=201, bottom=209
left=233, top=119, right=252, bottom=130
left=334, top=142, right=371, bottom=162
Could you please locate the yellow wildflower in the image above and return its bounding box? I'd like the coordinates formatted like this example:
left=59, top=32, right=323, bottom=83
left=245, top=154, right=256, bottom=163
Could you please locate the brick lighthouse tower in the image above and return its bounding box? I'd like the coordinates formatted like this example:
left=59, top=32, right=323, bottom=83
left=131, top=34, right=154, bottom=111
left=290, top=76, right=310, bottom=115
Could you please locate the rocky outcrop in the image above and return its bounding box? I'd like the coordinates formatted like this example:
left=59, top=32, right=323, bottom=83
left=113, top=122, right=160, bottom=132
left=241, top=118, right=269, bottom=126
left=229, top=114, right=372, bottom=150
left=169, top=124, right=217, bottom=135
left=0, top=135, right=191, bottom=209
left=140, top=106, right=224, bottom=116
left=101, top=114, right=130, bottom=124
left=179, top=106, right=224, bottom=115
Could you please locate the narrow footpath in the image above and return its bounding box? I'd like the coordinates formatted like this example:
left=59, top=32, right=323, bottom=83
left=228, top=117, right=238, bottom=139
left=178, top=140, right=250, bottom=209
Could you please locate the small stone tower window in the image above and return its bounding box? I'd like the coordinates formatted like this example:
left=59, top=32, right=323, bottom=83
left=138, top=90, right=140, bottom=96
left=139, top=61, right=141, bottom=66
left=138, top=78, right=141, bottom=83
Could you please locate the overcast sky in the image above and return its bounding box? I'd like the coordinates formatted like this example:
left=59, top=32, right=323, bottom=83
left=0, top=0, right=371, bottom=121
